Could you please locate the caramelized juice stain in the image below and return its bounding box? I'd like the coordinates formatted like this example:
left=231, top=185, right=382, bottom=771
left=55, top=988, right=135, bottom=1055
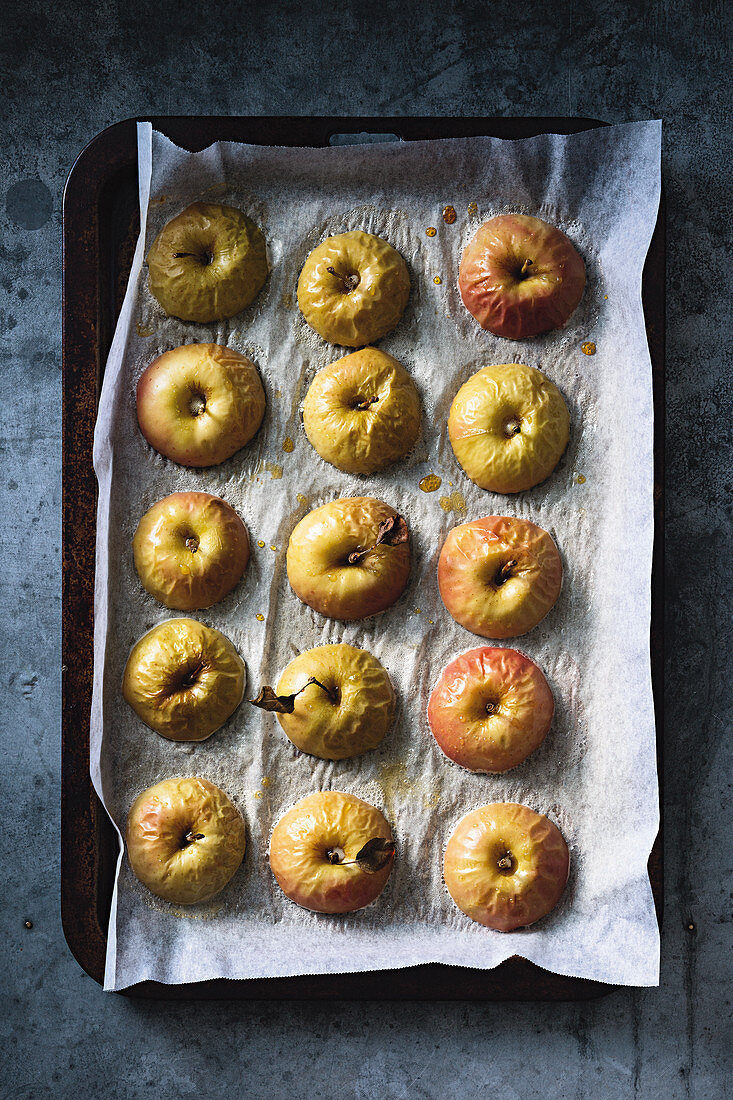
left=378, top=760, right=411, bottom=815
left=265, top=462, right=283, bottom=479
left=270, top=545, right=277, bottom=551
left=581, top=341, right=596, bottom=356
left=442, top=205, right=457, bottom=224
left=425, top=226, right=437, bottom=237
left=256, top=613, right=265, bottom=621
left=296, top=492, right=310, bottom=506
left=257, top=540, right=266, bottom=548
left=282, top=437, right=294, bottom=453
left=419, top=473, right=441, bottom=493
left=275, top=388, right=283, bottom=399
left=467, top=201, right=478, bottom=216
left=433, top=275, right=442, bottom=285
left=261, top=777, right=271, bottom=788
left=576, top=474, right=586, bottom=484
left=439, top=491, right=467, bottom=515
left=135, top=321, right=155, bottom=337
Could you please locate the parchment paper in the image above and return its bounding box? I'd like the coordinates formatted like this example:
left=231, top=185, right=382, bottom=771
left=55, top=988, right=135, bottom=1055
left=91, top=120, right=661, bottom=990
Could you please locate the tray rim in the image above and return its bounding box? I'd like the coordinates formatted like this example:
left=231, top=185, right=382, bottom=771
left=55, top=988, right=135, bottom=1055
left=62, top=114, right=664, bottom=999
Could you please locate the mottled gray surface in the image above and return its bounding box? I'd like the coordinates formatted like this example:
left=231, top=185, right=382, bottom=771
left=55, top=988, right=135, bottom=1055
left=1, top=1, right=731, bottom=1097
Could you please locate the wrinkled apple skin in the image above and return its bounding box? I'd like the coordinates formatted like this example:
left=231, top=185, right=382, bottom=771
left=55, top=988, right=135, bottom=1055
left=286, top=496, right=411, bottom=621
left=438, top=515, right=562, bottom=639
left=459, top=215, right=585, bottom=339
left=297, top=231, right=410, bottom=346
left=126, top=777, right=246, bottom=904
left=303, top=347, right=421, bottom=474
left=444, top=802, right=569, bottom=930
left=275, top=643, right=395, bottom=760
left=122, top=618, right=246, bottom=742
left=269, top=791, right=394, bottom=913
left=428, top=646, right=554, bottom=773
left=133, top=492, right=250, bottom=610
left=448, top=363, right=569, bottom=493
left=147, top=202, right=268, bottom=323
left=136, top=343, right=266, bottom=467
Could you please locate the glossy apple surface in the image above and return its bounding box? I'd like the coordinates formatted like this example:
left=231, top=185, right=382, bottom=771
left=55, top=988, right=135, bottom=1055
left=133, top=492, right=249, bottom=610
left=122, top=618, right=245, bottom=742
left=286, top=496, right=410, bottom=620
left=275, top=643, right=395, bottom=759
left=126, top=777, right=246, bottom=904
left=136, top=343, right=265, bottom=467
left=269, top=791, right=394, bottom=913
left=297, top=231, right=410, bottom=346
left=448, top=363, right=569, bottom=493
left=303, top=347, right=421, bottom=474
left=438, top=515, right=562, bottom=638
left=459, top=215, right=585, bottom=339
left=444, top=802, right=569, bottom=930
left=147, top=202, right=268, bottom=323
left=427, top=646, right=553, bottom=772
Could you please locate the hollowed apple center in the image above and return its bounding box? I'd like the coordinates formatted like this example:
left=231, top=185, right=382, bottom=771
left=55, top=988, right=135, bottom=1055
left=184, top=535, right=200, bottom=553
left=484, top=695, right=501, bottom=716
left=496, top=849, right=517, bottom=875
left=352, top=394, right=379, bottom=410
left=176, top=661, right=207, bottom=690
left=188, top=390, right=207, bottom=417
left=503, top=416, right=522, bottom=437
left=325, top=845, right=345, bottom=864
left=493, top=558, right=518, bottom=587
left=180, top=829, right=205, bottom=849
left=174, top=247, right=214, bottom=267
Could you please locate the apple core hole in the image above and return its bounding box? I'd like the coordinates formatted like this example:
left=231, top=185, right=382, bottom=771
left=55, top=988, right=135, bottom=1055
left=484, top=697, right=501, bottom=715
left=496, top=850, right=516, bottom=875
left=177, top=661, right=206, bottom=689
left=325, top=845, right=345, bottom=864
left=181, top=830, right=205, bottom=848
left=493, top=559, right=518, bottom=587
left=185, top=535, right=200, bottom=553
left=503, top=417, right=521, bottom=437
left=353, top=394, right=379, bottom=410
left=189, top=391, right=207, bottom=417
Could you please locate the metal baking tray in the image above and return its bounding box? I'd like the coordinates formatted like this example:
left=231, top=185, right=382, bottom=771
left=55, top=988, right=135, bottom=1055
left=62, top=116, right=664, bottom=998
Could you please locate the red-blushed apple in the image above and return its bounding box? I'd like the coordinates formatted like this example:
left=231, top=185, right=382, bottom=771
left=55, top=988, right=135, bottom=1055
left=427, top=646, right=554, bottom=772
left=126, top=777, right=246, bottom=904
left=443, top=802, right=569, bottom=930
left=438, top=515, right=562, bottom=639
left=286, top=496, right=410, bottom=620
left=459, top=215, right=585, bottom=339
left=136, top=343, right=265, bottom=467
left=133, top=492, right=249, bottom=610
left=269, top=791, right=395, bottom=913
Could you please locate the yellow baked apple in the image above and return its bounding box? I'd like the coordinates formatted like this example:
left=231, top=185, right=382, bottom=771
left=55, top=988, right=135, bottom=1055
left=438, top=515, right=562, bottom=638
left=286, top=496, right=410, bottom=620
left=147, top=202, right=268, bottom=323
left=427, top=646, right=554, bottom=772
left=448, top=363, right=569, bottom=493
left=252, top=643, right=395, bottom=759
left=297, top=230, right=410, bottom=346
left=136, top=343, right=266, bottom=467
left=459, top=214, right=585, bottom=339
left=126, top=777, right=246, bottom=904
left=269, top=791, right=395, bottom=913
left=303, top=347, right=421, bottom=474
left=133, top=492, right=250, bottom=610
left=444, top=802, right=569, bottom=930
left=122, top=618, right=245, bottom=742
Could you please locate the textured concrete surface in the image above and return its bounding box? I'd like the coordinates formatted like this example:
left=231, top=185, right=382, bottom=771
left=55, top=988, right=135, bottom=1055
left=1, top=1, right=731, bottom=1097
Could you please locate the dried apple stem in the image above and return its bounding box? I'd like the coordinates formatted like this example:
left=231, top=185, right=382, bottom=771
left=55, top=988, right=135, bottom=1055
left=520, top=258, right=533, bottom=277
left=326, top=266, right=360, bottom=293
left=347, top=514, right=408, bottom=564
left=250, top=677, right=337, bottom=713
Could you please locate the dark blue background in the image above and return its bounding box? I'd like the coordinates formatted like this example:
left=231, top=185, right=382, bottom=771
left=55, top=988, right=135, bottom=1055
left=2, top=1, right=730, bottom=1096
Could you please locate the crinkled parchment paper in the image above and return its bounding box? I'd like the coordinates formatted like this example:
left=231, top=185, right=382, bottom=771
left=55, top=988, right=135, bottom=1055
left=91, top=121, right=661, bottom=990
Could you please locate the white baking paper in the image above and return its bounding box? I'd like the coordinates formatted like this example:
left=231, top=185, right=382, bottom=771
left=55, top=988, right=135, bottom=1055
left=91, top=120, right=661, bottom=990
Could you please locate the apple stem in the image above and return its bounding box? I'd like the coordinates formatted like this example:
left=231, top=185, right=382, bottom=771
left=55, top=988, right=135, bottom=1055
left=520, top=258, right=533, bottom=277
left=348, top=514, right=408, bottom=564
left=184, top=831, right=205, bottom=845
left=326, top=266, right=360, bottom=293
left=497, top=854, right=513, bottom=871
left=174, top=250, right=214, bottom=266
left=354, top=395, right=379, bottom=410
left=495, top=559, right=518, bottom=586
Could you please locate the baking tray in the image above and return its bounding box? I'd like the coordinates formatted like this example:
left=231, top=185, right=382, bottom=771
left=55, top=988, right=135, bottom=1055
left=62, top=116, right=664, bottom=999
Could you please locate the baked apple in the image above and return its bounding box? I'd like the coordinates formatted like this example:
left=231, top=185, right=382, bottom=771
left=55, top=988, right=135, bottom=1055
left=444, top=802, right=569, bottom=930
left=303, top=347, right=421, bottom=474
left=133, top=492, right=249, bottom=610
left=252, top=643, right=395, bottom=760
left=286, top=496, right=410, bottom=620
left=297, top=231, right=410, bottom=346
left=269, top=791, right=395, bottom=913
left=427, top=646, right=553, bottom=772
left=147, top=202, right=268, bottom=323
left=126, top=777, right=246, bottom=904
left=459, top=215, right=585, bottom=339
left=448, top=363, right=569, bottom=493
left=438, top=515, right=562, bottom=638
left=122, top=618, right=245, bottom=742
left=136, top=343, right=265, bottom=467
